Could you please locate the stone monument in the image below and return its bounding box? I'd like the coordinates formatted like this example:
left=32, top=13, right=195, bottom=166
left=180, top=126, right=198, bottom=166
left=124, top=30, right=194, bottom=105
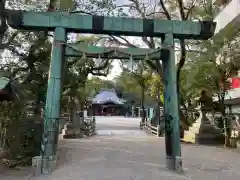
left=61, top=110, right=84, bottom=139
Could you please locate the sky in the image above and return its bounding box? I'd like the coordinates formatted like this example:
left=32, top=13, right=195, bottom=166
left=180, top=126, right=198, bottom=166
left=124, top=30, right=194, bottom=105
left=103, top=60, right=121, bottom=80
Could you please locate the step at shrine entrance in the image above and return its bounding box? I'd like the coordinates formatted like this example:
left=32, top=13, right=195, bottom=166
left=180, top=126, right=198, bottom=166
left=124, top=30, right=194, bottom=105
left=0, top=2, right=216, bottom=175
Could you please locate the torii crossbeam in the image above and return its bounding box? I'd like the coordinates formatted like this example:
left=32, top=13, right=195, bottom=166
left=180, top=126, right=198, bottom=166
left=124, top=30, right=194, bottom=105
left=6, top=10, right=215, bottom=39
left=1, top=7, right=216, bottom=174
left=65, top=43, right=167, bottom=60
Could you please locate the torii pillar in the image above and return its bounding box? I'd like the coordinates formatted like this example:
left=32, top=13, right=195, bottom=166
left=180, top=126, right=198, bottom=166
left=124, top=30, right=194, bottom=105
left=1, top=8, right=216, bottom=175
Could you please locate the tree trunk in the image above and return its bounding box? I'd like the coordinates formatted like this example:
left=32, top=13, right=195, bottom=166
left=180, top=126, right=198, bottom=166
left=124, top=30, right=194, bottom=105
left=34, top=88, right=43, bottom=123
left=224, top=117, right=231, bottom=147
left=68, top=96, right=74, bottom=122
left=79, top=101, right=84, bottom=128
left=220, top=100, right=231, bottom=147
left=141, top=86, right=145, bottom=122
left=0, top=0, right=7, bottom=48
left=176, top=73, right=185, bottom=138
left=156, top=86, right=161, bottom=125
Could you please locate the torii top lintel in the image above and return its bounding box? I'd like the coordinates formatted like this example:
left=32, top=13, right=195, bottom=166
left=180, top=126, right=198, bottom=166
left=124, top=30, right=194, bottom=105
left=7, top=10, right=216, bottom=40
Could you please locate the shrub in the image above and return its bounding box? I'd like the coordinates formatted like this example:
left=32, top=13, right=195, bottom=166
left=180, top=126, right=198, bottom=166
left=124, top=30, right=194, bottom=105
left=0, top=101, right=43, bottom=166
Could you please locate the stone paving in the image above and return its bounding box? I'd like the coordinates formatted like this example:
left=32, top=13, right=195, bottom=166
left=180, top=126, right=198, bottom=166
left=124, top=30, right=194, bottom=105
left=0, top=165, right=32, bottom=180
left=2, top=116, right=240, bottom=180
left=29, top=136, right=240, bottom=180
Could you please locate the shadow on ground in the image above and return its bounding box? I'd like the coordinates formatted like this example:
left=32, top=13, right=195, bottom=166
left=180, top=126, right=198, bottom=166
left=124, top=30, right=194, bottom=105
left=0, top=164, right=32, bottom=179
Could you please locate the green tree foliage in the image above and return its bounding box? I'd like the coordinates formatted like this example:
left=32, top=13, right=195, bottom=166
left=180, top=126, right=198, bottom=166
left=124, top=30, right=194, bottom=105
left=180, top=33, right=240, bottom=146
left=114, top=61, right=153, bottom=120
left=0, top=101, right=42, bottom=167
left=95, top=0, right=217, bottom=128
left=0, top=0, right=115, bottom=164
left=147, top=73, right=164, bottom=103
left=61, top=36, right=112, bottom=118
left=114, top=69, right=142, bottom=97
left=86, top=77, right=115, bottom=97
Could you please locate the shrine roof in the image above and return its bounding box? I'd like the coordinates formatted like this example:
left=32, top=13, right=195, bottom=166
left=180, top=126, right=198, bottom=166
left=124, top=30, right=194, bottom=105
left=92, top=89, right=125, bottom=105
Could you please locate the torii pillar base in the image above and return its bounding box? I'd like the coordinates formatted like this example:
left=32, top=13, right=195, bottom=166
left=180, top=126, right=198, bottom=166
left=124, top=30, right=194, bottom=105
left=32, top=155, right=57, bottom=176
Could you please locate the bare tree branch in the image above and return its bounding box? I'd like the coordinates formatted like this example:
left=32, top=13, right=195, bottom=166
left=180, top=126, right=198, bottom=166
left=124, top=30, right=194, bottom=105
left=177, top=0, right=185, bottom=20
left=0, top=31, right=19, bottom=50
left=146, top=11, right=165, bottom=18
left=185, top=5, right=195, bottom=20
left=159, top=0, right=171, bottom=20
left=108, top=36, right=137, bottom=48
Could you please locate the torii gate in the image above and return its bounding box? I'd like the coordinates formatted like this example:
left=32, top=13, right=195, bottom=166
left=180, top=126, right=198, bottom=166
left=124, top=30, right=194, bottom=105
left=0, top=5, right=216, bottom=174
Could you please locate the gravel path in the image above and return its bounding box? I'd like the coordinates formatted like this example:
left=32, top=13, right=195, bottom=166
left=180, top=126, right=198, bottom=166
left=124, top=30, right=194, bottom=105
left=0, top=165, right=32, bottom=180
left=2, top=116, right=240, bottom=180
left=30, top=135, right=240, bottom=180
left=31, top=116, right=240, bottom=180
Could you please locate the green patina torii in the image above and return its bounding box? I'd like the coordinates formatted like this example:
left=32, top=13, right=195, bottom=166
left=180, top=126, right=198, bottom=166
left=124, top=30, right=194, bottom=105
left=0, top=1, right=216, bottom=174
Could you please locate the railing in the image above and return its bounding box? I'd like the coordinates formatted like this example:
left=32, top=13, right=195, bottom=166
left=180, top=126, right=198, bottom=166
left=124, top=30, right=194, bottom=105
left=140, top=119, right=161, bottom=137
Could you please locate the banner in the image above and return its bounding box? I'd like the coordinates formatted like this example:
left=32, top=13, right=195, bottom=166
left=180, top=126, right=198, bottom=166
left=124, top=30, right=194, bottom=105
left=231, top=77, right=240, bottom=89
